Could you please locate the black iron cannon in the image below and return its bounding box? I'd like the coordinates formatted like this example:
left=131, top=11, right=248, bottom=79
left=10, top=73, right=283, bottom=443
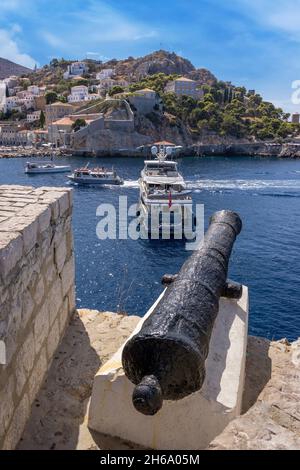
left=122, top=210, right=242, bottom=416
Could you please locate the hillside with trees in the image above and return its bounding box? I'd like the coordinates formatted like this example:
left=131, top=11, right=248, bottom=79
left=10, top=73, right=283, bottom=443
left=19, top=50, right=299, bottom=142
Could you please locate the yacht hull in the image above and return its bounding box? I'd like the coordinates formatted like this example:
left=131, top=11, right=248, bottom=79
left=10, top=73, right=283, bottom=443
left=25, top=166, right=71, bottom=174
left=67, top=175, right=123, bottom=185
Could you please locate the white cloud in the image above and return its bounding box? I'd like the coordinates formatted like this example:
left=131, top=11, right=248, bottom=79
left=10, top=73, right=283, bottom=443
left=42, top=31, right=65, bottom=48
left=41, top=0, right=159, bottom=52
left=232, top=0, right=300, bottom=39
left=0, top=28, right=36, bottom=68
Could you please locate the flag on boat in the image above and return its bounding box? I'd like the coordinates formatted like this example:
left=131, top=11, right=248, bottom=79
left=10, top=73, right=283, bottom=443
left=168, top=191, right=172, bottom=208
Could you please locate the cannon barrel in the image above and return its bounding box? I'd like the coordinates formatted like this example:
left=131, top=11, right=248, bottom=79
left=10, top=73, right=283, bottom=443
left=122, top=210, right=242, bottom=416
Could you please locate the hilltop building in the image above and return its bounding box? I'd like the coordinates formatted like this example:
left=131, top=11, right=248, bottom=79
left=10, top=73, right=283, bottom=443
left=165, top=77, right=204, bottom=99
left=96, top=69, right=115, bottom=80
left=292, top=113, right=300, bottom=124
left=63, top=62, right=89, bottom=80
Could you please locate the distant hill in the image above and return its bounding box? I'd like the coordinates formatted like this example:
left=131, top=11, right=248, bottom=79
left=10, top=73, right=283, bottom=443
left=0, top=57, right=32, bottom=80
left=110, top=50, right=196, bottom=78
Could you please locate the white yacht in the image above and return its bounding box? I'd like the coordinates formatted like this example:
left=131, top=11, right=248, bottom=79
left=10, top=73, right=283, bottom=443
left=67, top=164, right=123, bottom=186
left=25, top=161, right=71, bottom=174
left=138, top=143, right=195, bottom=238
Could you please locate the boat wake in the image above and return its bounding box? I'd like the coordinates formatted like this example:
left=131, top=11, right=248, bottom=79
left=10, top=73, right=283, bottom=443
left=122, top=180, right=139, bottom=188
left=186, top=179, right=300, bottom=192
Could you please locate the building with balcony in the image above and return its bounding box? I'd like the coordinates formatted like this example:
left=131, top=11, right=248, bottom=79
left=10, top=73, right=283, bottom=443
left=67, top=85, right=89, bottom=103
left=63, top=62, right=89, bottom=79
left=27, top=110, right=41, bottom=123
left=96, top=68, right=115, bottom=80
left=45, top=101, right=74, bottom=125
left=165, top=77, right=204, bottom=99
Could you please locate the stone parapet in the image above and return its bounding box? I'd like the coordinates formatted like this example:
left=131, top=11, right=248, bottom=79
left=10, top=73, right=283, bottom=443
left=0, top=185, right=76, bottom=449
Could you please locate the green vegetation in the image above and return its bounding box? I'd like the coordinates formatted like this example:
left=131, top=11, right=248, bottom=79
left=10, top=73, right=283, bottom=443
left=72, top=118, right=87, bottom=132
left=129, top=73, right=298, bottom=140
left=39, top=110, right=45, bottom=129
left=129, top=73, right=179, bottom=94
left=45, top=91, right=58, bottom=104
left=108, top=85, right=125, bottom=96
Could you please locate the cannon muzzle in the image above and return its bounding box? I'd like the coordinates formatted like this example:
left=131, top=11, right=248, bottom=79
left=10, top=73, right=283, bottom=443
left=122, top=210, right=242, bottom=416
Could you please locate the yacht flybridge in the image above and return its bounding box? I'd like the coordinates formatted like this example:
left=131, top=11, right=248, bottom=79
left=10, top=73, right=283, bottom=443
left=138, top=143, right=195, bottom=238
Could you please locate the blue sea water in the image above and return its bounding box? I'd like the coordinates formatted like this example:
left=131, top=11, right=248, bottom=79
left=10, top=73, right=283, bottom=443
left=0, top=155, right=299, bottom=341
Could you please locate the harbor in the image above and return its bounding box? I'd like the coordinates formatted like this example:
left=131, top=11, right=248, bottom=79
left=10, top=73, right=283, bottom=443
left=0, top=153, right=299, bottom=341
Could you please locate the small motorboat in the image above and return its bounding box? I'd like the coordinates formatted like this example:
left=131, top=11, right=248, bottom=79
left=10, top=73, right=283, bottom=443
left=25, top=161, right=71, bottom=174
left=67, top=164, right=123, bottom=185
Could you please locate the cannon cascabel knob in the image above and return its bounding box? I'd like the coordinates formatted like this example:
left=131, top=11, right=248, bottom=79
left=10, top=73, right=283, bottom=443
left=132, top=375, right=163, bottom=416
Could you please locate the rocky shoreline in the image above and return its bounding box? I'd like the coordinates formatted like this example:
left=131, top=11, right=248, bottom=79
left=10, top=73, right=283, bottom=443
left=1, top=141, right=300, bottom=159
left=0, top=147, right=70, bottom=159
left=72, top=141, right=300, bottom=158
left=184, top=142, right=300, bottom=158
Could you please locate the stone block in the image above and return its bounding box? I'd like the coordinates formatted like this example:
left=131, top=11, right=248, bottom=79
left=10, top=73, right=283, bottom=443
left=15, top=331, right=35, bottom=397
left=89, top=288, right=249, bottom=450
left=32, top=277, right=45, bottom=307
left=0, top=216, right=38, bottom=254
left=0, top=232, right=23, bottom=280
left=61, top=257, right=75, bottom=298
left=28, top=347, right=48, bottom=404
left=22, top=288, right=35, bottom=330
left=54, top=235, right=67, bottom=274
left=43, top=256, right=56, bottom=287
left=58, top=191, right=70, bottom=216
left=18, top=204, right=51, bottom=233
left=46, top=318, right=60, bottom=361
left=48, top=278, right=63, bottom=326
left=0, top=375, right=15, bottom=441
left=34, top=302, right=50, bottom=355
left=3, top=393, right=30, bottom=450
left=58, top=297, right=70, bottom=336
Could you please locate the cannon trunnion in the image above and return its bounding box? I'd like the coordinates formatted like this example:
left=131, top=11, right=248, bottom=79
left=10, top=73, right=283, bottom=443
left=122, top=210, right=242, bottom=416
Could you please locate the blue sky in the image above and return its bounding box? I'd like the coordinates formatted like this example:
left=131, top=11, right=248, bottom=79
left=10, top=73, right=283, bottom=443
left=1, top=0, right=300, bottom=112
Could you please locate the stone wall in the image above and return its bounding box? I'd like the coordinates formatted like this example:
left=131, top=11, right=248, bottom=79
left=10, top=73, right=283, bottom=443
left=0, top=185, right=76, bottom=450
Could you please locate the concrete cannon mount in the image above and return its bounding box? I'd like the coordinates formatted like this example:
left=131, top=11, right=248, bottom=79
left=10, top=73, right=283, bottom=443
left=88, top=287, right=249, bottom=450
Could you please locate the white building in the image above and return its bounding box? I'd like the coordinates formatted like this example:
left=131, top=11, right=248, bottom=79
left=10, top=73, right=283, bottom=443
left=27, top=85, right=40, bottom=95
left=3, top=76, right=19, bottom=89
left=67, top=85, right=89, bottom=103
left=6, top=96, right=22, bottom=112
left=165, top=77, right=203, bottom=99
left=27, top=110, right=41, bottom=123
left=97, top=78, right=116, bottom=93
left=86, top=93, right=99, bottom=102
left=23, top=96, right=36, bottom=110
left=96, top=68, right=114, bottom=80
left=135, top=88, right=157, bottom=99
left=63, top=62, right=89, bottom=79
left=0, top=125, right=30, bottom=145
left=0, top=82, right=7, bottom=113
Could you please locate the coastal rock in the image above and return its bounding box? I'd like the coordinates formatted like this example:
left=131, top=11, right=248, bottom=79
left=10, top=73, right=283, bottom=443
left=208, top=336, right=300, bottom=450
